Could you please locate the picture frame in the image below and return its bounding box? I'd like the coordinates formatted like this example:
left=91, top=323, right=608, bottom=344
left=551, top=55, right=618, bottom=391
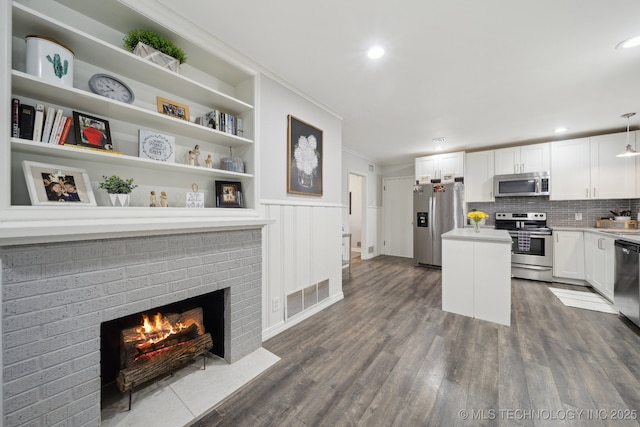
left=72, top=111, right=113, bottom=151
left=156, top=96, right=190, bottom=121
left=287, top=115, right=323, bottom=196
left=215, top=181, right=243, bottom=208
left=22, top=160, right=97, bottom=206
left=139, top=129, right=175, bottom=162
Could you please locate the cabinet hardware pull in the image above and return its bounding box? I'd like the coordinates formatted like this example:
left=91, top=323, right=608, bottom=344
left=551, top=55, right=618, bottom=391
left=521, top=163, right=525, bottom=173
left=586, top=188, right=589, bottom=198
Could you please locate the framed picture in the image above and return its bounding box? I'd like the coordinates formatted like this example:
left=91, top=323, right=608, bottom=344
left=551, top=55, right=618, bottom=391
left=72, top=111, right=113, bottom=150
left=215, top=181, right=243, bottom=208
left=22, top=161, right=97, bottom=206
left=139, top=129, right=175, bottom=162
left=287, top=115, right=323, bottom=196
left=156, top=96, right=189, bottom=121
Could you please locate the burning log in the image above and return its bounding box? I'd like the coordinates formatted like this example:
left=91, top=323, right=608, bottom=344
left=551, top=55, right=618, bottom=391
left=117, top=306, right=213, bottom=393
left=117, top=332, right=213, bottom=393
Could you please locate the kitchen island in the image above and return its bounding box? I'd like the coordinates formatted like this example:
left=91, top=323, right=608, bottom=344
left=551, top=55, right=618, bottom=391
left=441, top=228, right=512, bottom=326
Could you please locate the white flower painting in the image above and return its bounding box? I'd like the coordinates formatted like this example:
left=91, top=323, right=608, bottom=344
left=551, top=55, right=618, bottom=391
left=288, top=115, right=323, bottom=196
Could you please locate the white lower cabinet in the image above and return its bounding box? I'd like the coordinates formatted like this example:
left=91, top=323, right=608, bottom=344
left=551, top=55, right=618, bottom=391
left=553, top=230, right=585, bottom=280
left=584, top=232, right=615, bottom=301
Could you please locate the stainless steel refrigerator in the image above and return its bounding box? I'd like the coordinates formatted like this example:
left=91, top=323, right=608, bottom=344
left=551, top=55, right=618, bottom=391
left=413, top=182, right=465, bottom=267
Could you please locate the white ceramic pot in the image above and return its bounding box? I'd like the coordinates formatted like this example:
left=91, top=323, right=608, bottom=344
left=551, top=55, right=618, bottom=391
left=26, top=35, right=74, bottom=87
left=109, top=193, right=130, bottom=207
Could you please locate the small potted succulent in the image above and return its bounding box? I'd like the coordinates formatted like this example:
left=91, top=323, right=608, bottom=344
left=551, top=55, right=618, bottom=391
left=99, top=175, right=137, bottom=206
left=123, top=29, right=187, bottom=72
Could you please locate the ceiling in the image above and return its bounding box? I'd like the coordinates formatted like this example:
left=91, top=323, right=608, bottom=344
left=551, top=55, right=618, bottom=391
left=162, top=1, right=640, bottom=165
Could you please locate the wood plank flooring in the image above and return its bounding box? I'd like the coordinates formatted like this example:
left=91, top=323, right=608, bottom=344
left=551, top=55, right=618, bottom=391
left=194, top=256, right=640, bottom=426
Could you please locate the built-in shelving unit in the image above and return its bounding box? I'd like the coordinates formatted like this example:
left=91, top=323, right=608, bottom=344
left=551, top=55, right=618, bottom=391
left=3, top=0, right=264, bottom=242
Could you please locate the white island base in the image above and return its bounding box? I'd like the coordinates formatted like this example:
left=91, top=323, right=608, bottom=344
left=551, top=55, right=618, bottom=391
left=441, top=228, right=512, bottom=326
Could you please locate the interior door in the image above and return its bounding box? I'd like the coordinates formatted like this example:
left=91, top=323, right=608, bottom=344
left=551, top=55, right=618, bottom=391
left=383, top=176, right=414, bottom=258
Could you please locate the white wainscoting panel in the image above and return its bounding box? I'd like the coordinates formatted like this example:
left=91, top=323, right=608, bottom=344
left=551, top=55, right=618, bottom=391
left=261, top=201, right=343, bottom=338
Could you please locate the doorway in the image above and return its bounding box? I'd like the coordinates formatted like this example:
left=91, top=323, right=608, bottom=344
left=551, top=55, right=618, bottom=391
left=348, top=173, right=365, bottom=261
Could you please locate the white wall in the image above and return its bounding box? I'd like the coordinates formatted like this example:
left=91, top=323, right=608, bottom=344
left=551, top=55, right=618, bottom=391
left=258, top=75, right=344, bottom=339
left=348, top=173, right=363, bottom=250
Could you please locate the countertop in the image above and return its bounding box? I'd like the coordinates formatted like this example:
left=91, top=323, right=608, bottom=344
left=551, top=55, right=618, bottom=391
left=553, top=226, right=640, bottom=243
left=442, top=228, right=512, bottom=243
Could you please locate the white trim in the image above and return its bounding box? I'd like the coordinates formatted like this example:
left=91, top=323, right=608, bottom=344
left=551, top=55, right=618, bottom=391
left=0, top=217, right=274, bottom=246
left=261, top=198, right=344, bottom=208
left=262, top=292, right=344, bottom=341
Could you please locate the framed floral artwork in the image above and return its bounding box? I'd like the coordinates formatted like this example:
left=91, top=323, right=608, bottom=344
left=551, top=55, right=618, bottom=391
left=287, top=115, right=323, bottom=196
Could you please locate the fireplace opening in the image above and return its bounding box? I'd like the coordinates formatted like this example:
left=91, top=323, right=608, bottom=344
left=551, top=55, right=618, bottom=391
left=100, top=289, right=225, bottom=406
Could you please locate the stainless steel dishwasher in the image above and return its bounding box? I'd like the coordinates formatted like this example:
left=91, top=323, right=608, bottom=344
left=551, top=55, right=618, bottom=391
left=614, top=239, right=640, bottom=327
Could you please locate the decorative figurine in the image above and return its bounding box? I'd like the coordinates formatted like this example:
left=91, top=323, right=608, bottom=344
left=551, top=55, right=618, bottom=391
left=205, top=154, right=213, bottom=168
left=188, top=150, right=195, bottom=166
left=160, top=191, right=168, bottom=207
left=150, top=190, right=160, bottom=207
left=192, top=144, right=201, bottom=166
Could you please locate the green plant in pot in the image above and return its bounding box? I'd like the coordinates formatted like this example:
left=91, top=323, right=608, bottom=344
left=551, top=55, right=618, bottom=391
left=123, top=29, right=187, bottom=70
left=99, top=175, right=137, bottom=206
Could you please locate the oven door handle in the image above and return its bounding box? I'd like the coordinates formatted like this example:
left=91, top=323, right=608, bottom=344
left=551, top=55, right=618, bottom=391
left=511, top=263, right=552, bottom=271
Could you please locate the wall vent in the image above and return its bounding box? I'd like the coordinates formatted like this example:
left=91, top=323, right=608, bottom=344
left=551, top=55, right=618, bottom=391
left=368, top=246, right=374, bottom=254
left=368, top=164, right=374, bottom=172
left=286, top=279, right=330, bottom=320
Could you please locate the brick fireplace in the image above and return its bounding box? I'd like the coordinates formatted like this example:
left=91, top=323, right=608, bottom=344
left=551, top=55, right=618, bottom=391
left=1, top=228, right=263, bottom=427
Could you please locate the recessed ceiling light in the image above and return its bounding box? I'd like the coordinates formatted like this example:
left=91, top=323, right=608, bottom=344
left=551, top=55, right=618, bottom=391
left=554, top=127, right=568, bottom=133
left=432, top=137, right=447, bottom=144
left=367, top=46, right=385, bottom=59
left=617, top=35, right=640, bottom=49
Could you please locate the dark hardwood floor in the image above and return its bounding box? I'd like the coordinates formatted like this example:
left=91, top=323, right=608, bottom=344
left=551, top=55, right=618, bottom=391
left=194, top=256, right=640, bottom=426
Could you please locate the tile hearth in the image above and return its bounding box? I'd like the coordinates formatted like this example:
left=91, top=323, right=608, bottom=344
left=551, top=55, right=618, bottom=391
left=101, top=347, right=280, bottom=427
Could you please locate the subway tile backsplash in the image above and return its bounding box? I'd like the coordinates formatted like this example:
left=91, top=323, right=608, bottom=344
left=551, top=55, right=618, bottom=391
left=468, top=197, right=640, bottom=227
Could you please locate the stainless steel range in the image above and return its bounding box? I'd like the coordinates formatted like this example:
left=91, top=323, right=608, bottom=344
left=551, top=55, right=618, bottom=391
left=495, top=212, right=553, bottom=282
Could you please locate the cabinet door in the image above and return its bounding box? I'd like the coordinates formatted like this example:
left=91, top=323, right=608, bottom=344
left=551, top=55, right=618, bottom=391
left=465, top=151, right=495, bottom=202
left=584, top=232, right=595, bottom=283
left=550, top=138, right=591, bottom=200
left=439, top=152, right=465, bottom=177
left=415, top=156, right=438, bottom=182
left=553, top=231, right=585, bottom=280
left=587, top=234, right=607, bottom=294
left=494, top=147, right=520, bottom=175
left=520, top=142, right=550, bottom=173
left=602, top=235, right=616, bottom=301
left=590, top=132, right=636, bottom=199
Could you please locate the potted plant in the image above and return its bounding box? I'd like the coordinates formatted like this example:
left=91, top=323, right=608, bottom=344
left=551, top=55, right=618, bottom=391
left=99, top=175, right=137, bottom=206
left=123, top=29, right=187, bottom=72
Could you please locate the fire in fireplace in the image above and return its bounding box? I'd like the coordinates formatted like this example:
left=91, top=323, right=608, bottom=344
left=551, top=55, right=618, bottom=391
left=101, top=290, right=225, bottom=407
left=117, top=307, right=213, bottom=393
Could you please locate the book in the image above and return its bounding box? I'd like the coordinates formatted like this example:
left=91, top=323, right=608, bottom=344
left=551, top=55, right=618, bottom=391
left=47, top=109, right=64, bottom=144
left=50, top=115, right=68, bottom=145
left=11, top=98, right=19, bottom=138
left=18, top=104, right=35, bottom=140
left=58, top=116, right=73, bottom=145
left=32, top=103, right=45, bottom=142
left=236, top=117, right=244, bottom=137
left=204, top=110, right=219, bottom=129
left=41, top=106, right=56, bottom=143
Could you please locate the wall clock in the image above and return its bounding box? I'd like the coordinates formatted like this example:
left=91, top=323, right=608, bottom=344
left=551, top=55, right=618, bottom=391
left=88, top=73, right=135, bottom=104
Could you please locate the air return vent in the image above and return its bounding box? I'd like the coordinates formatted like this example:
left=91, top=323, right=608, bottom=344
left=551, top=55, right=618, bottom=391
left=286, top=279, right=330, bottom=319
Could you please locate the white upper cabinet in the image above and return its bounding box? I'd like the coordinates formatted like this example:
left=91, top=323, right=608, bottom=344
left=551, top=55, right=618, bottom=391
left=494, top=142, right=549, bottom=175
left=550, top=133, right=635, bottom=200
left=415, top=151, right=464, bottom=182
left=464, top=150, right=495, bottom=202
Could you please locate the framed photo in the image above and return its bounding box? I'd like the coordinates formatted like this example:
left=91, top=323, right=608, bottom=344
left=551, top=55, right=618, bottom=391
left=139, top=129, right=175, bottom=162
left=215, top=181, right=243, bottom=208
left=22, top=161, right=97, bottom=206
left=72, top=111, right=113, bottom=151
left=287, top=115, right=323, bottom=196
left=156, top=96, right=189, bottom=121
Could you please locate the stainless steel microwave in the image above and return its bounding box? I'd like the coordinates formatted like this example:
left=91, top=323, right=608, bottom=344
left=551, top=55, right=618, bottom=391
left=494, top=171, right=550, bottom=197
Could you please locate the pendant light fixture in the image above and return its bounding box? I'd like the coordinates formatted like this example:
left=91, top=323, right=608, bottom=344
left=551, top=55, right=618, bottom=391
left=617, top=112, right=640, bottom=157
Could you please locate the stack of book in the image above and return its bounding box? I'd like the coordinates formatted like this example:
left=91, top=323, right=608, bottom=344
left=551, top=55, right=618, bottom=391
left=194, top=109, right=244, bottom=137
left=12, top=98, right=73, bottom=145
